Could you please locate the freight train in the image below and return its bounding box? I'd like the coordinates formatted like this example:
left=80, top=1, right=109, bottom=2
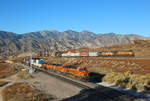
left=23, top=57, right=88, bottom=79
left=58, top=50, right=134, bottom=57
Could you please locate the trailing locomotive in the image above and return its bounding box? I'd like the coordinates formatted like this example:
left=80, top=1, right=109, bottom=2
left=60, top=50, right=134, bottom=57
left=23, top=57, right=88, bottom=79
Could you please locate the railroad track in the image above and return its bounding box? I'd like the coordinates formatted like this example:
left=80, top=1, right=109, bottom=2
left=21, top=64, right=125, bottom=100
left=36, top=67, right=93, bottom=89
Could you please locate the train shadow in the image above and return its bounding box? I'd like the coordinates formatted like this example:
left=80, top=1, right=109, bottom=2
left=88, top=72, right=105, bottom=83
left=61, top=86, right=142, bottom=101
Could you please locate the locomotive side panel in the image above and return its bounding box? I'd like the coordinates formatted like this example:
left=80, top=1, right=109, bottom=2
left=115, top=50, right=134, bottom=57
left=100, top=51, right=114, bottom=57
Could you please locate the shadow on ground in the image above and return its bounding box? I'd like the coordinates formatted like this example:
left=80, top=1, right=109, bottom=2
left=61, top=86, right=143, bottom=101
left=88, top=72, right=105, bottom=83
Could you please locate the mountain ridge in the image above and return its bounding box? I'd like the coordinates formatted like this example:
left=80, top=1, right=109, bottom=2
left=0, top=30, right=149, bottom=57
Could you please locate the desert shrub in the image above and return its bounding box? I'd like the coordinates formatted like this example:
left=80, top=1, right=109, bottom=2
left=102, top=71, right=150, bottom=93
left=0, top=63, right=18, bottom=79
left=17, top=70, right=33, bottom=80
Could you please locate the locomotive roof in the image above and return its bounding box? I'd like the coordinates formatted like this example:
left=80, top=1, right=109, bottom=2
left=101, top=50, right=133, bottom=52
left=63, top=65, right=79, bottom=69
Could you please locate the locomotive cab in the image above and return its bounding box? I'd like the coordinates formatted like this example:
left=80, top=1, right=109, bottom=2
left=77, top=67, right=88, bottom=78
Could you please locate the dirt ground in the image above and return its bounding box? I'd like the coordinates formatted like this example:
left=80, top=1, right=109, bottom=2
left=86, top=58, right=150, bottom=74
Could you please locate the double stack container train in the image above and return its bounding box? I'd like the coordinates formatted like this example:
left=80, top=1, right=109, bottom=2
left=23, top=57, right=88, bottom=79
left=60, top=50, right=134, bottom=57
left=23, top=57, right=44, bottom=67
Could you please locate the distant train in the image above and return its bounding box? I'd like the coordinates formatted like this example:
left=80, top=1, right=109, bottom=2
left=55, top=50, right=134, bottom=57
left=23, top=57, right=88, bottom=79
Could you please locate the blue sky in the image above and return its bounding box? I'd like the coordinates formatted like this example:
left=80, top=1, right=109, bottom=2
left=0, top=0, right=150, bottom=36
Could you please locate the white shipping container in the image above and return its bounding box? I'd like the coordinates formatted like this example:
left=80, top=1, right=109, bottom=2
left=67, top=53, right=72, bottom=56
left=74, top=53, right=80, bottom=56
left=35, top=60, right=39, bottom=66
left=89, top=52, right=99, bottom=56
left=31, top=60, right=34, bottom=65
left=62, top=53, right=67, bottom=56
left=70, top=53, right=75, bottom=56
left=33, top=62, right=36, bottom=65
left=63, top=53, right=70, bottom=56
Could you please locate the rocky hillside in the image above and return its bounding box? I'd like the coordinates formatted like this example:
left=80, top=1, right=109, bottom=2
left=0, top=30, right=149, bottom=57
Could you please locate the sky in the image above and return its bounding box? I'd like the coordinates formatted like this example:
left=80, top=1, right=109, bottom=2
left=0, top=0, right=150, bottom=36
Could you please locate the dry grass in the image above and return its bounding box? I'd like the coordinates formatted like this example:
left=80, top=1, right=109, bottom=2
left=0, top=63, right=18, bottom=79
left=102, top=71, right=150, bottom=92
left=1, top=83, right=51, bottom=101
left=17, top=70, right=33, bottom=80
left=45, top=57, right=69, bottom=64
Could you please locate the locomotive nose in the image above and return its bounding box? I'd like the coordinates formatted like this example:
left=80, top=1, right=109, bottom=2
left=83, top=71, right=88, bottom=77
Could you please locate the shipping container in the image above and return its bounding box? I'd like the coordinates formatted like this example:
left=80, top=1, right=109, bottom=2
left=62, top=53, right=80, bottom=57
left=36, top=59, right=39, bottom=66
left=33, top=59, right=36, bottom=65
left=70, top=53, right=76, bottom=56
left=70, top=53, right=74, bottom=56
left=62, top=53, right=69, bottom=56
left=29, top=57, right=32, bottom=63
left=62, top=53, right=70, bottom=57
left=66, top=53, right=72, bottom=56
left=89, top=52, right=99, bottom=56
left=31, top=59, right=34, bottom=65
left=74, top=53, right=80, bottom=56
left=38, top=59, right=44, bottom=64
left=80, top=52, right=89, bottom=56
left=24, top=58, right=27, bottom=62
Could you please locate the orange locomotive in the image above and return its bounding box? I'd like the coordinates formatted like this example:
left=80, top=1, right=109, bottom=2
left=24, top=58, right=88, bottom=79
left=42, top=63, right=88, bottom=79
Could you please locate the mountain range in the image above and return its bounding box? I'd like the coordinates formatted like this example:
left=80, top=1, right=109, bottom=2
left=0, top=30, right=149, bottom=57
